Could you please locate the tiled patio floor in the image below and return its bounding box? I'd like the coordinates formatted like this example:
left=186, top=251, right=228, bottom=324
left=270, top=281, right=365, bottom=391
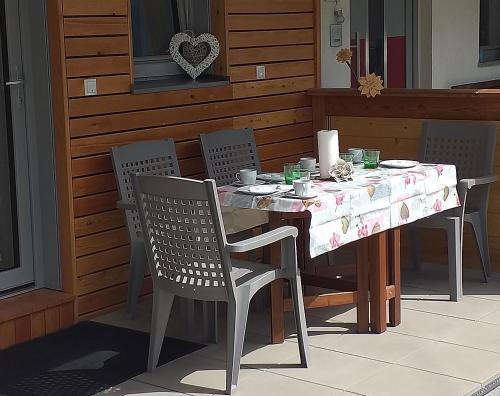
left=94, top=263, right=500, bottom=396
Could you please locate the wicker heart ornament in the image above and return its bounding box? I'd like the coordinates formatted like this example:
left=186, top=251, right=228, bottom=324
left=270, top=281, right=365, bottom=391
left=169, top=33, right=220, bottom=80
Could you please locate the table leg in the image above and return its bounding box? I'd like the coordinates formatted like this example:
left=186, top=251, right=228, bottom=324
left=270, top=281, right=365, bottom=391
left=269, top=212, right=285, bottom=344
left=389, top=228, right=401, bottom=327
left=369, top=231, right=388, bottom=333
left=356, top=238, right=369, bottom=333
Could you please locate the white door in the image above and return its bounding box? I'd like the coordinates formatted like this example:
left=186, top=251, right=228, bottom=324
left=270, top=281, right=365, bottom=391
left=0, top=0, right=35, bottom=293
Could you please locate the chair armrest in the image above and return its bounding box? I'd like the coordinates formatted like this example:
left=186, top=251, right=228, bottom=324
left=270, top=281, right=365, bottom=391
left=117, top=200, right=136, bottom=211
left=226, top=226, right=298, bottom=253
left=460, top=175, right=499, bottom=190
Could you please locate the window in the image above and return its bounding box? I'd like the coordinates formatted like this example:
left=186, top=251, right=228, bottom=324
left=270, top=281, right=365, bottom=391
left=131, top=0, right=227, bottom=90
left=479, top=0, right=500, bottom=64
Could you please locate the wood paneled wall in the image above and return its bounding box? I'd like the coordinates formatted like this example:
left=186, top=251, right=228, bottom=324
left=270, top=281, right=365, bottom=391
left=49, top=0, right=320, bottom=318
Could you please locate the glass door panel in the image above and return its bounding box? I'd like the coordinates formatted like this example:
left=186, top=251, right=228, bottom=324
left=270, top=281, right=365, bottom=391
left=350, top=0, right=368, bottom=88
left=350, top=0, right=413, bottom=88
left=0, top=89, right=18, bottom=273
left=0, top=0, right=34, bottom=292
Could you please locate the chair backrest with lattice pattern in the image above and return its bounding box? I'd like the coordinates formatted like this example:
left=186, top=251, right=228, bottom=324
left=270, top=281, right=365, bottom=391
left=199, top=128, right=262, bottom=186
left=111, top=140, right=181, bottom=244
left=420, top=120, right=496, bottom=211
left=132, top=175, right=232, bottom=301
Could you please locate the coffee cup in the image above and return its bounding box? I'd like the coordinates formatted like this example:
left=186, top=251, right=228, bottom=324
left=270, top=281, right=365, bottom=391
left=299, top=157, right=317, bottom=171
left=236, top=169, right=257, bottom=185
left=293, top=179, right=312, bottom=197
left=348, top=148, right=364, bottom=164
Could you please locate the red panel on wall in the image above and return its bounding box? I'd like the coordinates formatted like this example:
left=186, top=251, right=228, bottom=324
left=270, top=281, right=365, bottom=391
left=387, top=36, right=406, bottom=88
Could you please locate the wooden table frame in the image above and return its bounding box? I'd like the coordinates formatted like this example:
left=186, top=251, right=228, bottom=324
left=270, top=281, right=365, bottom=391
left=268, top=212, right=401, bottom=344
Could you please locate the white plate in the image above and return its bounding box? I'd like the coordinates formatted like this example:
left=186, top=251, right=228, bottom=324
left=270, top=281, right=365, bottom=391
left=283, top=190, right=318, bottom=200
left=232, top=179, right=266, bottom=187
left=380, top=160, right=419, bottom=169
left=237, top=184, right=291, bottom=195
left=257, top=173, right=285, bottom=183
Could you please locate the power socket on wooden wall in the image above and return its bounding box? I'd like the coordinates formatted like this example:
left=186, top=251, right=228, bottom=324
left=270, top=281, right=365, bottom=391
left=84, top=78, right=98, bottom=96
left=256, top=65, right=266, bottom=80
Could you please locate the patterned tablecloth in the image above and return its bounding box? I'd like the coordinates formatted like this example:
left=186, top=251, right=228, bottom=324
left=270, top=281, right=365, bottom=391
left=218, top=164, right=460, bottom=258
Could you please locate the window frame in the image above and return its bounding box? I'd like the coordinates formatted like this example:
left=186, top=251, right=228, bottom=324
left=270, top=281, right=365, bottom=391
left=130, top=0, right=229, bottom=89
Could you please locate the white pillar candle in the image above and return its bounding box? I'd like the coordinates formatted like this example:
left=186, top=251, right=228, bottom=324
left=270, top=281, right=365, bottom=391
left=318, top=130, right=340, bottom=179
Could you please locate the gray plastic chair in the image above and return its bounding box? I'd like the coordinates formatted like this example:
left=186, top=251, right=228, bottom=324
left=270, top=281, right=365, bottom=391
left=132, top=175, right=309, bottom=395
left=111, top=139, right=181, bottom=314
left=410, top=121, right=498, bottom=301
left=199, top=128, right=262, bottom=187
left=199, top=126, right=269, bottom=243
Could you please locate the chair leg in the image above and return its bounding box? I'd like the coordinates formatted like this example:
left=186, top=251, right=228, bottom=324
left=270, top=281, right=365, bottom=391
left=447, top=219, right=463, bottom=302
left=469, top=212, right=491, bottom=282
left=289, top=275, right=309, bottom=367
left=127, top=244, right=147, bottom=316
left=408, top=227, right=421, bottom=271
left=148, top=288, right=175, bottom=373
left=226, top=290, right=250, bottom=395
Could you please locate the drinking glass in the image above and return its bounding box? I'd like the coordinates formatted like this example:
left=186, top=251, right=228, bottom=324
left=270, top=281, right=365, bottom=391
left=297, top=170, right=310, bottom=181
left=340, top=153, right=355, bottom=163
left=284, top=163, right=301, bottom=185
left=363, top=150, right=380, bottom=169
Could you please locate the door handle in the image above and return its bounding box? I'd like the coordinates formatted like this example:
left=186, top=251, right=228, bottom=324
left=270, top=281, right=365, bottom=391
left=5, top=80, right=23, bottom=86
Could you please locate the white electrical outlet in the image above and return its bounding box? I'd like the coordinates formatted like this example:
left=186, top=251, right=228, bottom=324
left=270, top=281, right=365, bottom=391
left=84, top=78, right=98, bottom=96
left=256, top=65, right=266, bottom=80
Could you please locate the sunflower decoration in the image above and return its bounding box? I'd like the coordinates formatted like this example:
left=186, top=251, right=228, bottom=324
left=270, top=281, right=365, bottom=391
left=336, top=48, right=352, bottom=63
left=358, top=73, right=384, bottom=98
left=335, top=48, right=384, bottom=98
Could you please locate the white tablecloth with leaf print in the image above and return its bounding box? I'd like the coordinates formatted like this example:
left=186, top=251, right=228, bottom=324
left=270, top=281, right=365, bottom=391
left=217, top=164, right=459, bottom=258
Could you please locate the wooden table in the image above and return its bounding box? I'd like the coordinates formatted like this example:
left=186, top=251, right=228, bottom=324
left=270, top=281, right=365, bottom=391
left=268, top=211, right=401, bottom=344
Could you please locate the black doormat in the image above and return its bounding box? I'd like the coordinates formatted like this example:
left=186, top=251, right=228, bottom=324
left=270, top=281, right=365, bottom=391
left=0, top=321, right=205, bottom=396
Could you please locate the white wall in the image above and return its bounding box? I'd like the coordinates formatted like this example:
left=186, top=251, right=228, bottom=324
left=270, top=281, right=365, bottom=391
left=431, top=0, right=500, bottom=88
left=321, top=0, right=351, bottom=87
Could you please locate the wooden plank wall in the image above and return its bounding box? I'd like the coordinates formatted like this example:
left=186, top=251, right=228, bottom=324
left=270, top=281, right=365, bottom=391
left=0, top=290, right=74, bottom=350
left=54, top=0, right=319, bottom=318
left=334, top=116, right=500, bottom=271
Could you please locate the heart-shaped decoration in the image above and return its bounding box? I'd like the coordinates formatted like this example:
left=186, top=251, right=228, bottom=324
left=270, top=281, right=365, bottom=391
left=170, top=32, right=220, bottom=80
left=181, top=41, right=209, bottom=67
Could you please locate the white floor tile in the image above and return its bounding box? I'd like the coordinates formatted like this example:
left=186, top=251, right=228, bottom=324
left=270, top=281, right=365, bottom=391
left=312, top=330, right=432, bottom=364
left=348, top=364, right=480, bottom=396
left=443, top=321, right=500, bottom=354
left=268, top=345, right=389, bottom=391
left=399, top=341, right=500, bottom=384
left=402, top=294, right=500, bottom=320
left=388, top=309, right=471, bottom=341
left=96, top=380, right=187, bottom=395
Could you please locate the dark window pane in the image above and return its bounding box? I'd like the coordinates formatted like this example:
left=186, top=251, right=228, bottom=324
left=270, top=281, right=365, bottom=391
left=480, top=0, right=500, bottom=63
left=132, top=0, right=210, bottom=59
left=368, top=0, right=385, bottom=79
left=0, top=2, right=19, bottom=272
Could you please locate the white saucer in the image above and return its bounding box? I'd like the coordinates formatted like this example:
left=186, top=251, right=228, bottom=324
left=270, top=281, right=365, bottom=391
left=380, top=160, right=419, bottom=169
left=257, top=173, right=285, bottom=183
left=283, top=191, right=318, bottom=200
left=237, top=184, right=290, bottom=196
left=232, top=180, right=266, bottom=187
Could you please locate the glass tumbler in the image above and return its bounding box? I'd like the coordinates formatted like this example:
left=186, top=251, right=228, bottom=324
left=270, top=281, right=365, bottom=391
left=284, top=163, right=301, bottom=185
left=340, top=153, right=355, bottom=163
left=363, top=150, right=381, bottom=169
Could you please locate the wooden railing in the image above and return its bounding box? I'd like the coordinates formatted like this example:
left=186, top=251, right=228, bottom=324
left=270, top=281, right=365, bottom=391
left=307, top=88, right=500, bottom=271
left=452, top=79, right=500, bottom=90
left=308, top=88, right=500, bottom=132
